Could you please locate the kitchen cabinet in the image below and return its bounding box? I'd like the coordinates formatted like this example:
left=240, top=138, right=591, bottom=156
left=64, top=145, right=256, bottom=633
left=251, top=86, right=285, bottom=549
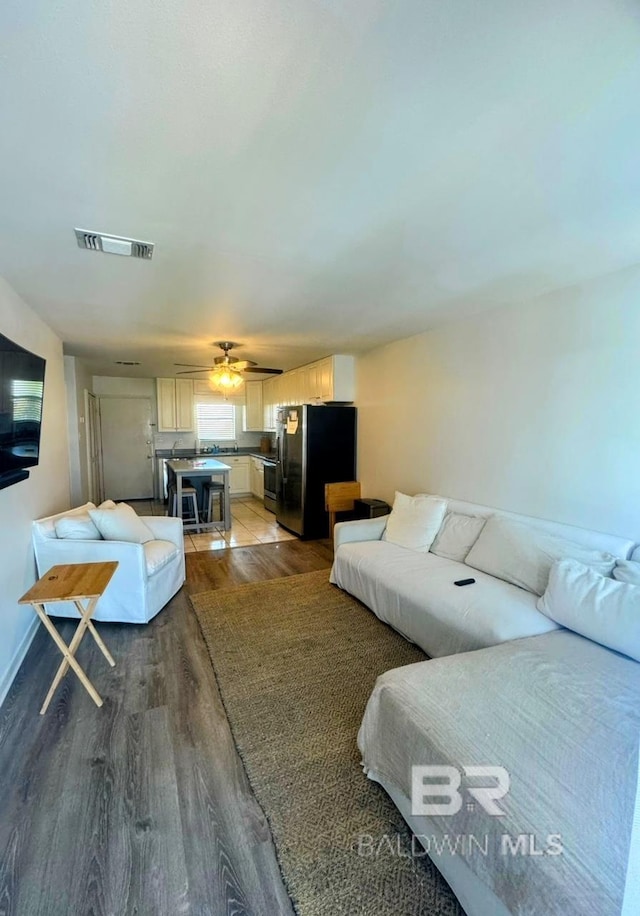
left=311, top=355, right=355, bottom=402
left=260, top=355, right=355, bottom=422
left=262, top=377, right=277, bottom=431
left=250, top=456, right=265, bottom=499
left=317, top=357, right=334, bottom=401
left=156, top=378, right=194, bottom=432
left=215, top=455, right=250, bottom=495
left=244, top=380, right=264, bottom=432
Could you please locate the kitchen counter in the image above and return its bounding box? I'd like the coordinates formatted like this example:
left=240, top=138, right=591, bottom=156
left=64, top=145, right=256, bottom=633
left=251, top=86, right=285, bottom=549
left=156, top=449, right=275, bottom=501
left=166, top=458, right=231, bottom=532
left=155, top=447, right=257, bottom=458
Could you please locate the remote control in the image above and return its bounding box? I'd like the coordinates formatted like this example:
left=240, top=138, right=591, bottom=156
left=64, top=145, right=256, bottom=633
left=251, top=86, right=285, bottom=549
left=454, top=578, right=476, bottom=587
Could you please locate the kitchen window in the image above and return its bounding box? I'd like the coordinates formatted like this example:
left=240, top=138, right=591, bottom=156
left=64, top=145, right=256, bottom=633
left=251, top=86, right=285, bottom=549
left=194, top=396, right=236, bottom=441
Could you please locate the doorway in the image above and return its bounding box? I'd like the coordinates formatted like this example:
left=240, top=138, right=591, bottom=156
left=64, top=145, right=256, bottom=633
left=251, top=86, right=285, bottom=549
left=99, top=397, right=154, bottom=500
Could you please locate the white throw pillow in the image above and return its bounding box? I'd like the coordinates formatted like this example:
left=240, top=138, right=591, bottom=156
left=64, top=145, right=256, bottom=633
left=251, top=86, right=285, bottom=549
left=465, top=516, right=617, bottom=596
left=98, top=499, right=118, bottom=510
left=430, top=512, right=486, bottom=562
left=382, top=492, right=447, bottom=552
left=54, top=513, right=103, bottom=540
left=537, top=559, right=640, bottom=662
left=89, top=503, right=155, bottom=544
left=613, top=560, right=640, bottom=586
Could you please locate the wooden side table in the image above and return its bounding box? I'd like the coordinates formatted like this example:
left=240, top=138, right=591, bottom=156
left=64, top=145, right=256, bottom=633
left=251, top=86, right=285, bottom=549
left=19, top=561, right=119, bottom=715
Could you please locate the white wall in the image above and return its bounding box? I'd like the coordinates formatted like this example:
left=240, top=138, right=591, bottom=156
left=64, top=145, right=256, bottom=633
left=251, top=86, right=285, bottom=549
left=357, top=265, right=640, bottom=540
left=0, top=276, right=70, bottom=705
left=64, top=355, right=93, bottom=505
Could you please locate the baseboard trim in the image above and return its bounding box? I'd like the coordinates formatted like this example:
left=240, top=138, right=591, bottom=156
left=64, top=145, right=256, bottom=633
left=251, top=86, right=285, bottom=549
left=0, top=616, right=40, bottom=708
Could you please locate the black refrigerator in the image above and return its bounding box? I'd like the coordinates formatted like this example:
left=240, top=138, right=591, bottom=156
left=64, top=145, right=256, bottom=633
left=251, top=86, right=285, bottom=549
left=276, top=405, right=357, bottom=538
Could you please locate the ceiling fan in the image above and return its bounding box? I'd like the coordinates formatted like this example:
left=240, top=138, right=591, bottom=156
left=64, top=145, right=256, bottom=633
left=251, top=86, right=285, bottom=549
left=175, top=341, right=282, bottom=392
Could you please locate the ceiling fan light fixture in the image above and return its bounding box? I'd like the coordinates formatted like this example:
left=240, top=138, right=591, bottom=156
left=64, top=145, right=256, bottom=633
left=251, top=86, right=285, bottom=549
left=209, top=366, right=244, bottom=393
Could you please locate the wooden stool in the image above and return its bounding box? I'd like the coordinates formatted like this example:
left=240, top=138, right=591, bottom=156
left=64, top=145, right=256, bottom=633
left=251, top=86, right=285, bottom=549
left=18, top=562, right=118, bottom=714
left=168, top=484, right=200, bottom=529
left=204, top=480, right=225, bottom=524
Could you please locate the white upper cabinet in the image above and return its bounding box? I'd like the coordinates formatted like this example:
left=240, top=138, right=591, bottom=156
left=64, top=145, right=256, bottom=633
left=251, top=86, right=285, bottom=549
left=156, top=378, right=194, bottom=432
left=259, top=355, right=355, bottom=430
left=262, top=377, right=276, bottom=431
left=244, top=380, right=264, bottom=431
left=303, top=355, right=355, bottom=403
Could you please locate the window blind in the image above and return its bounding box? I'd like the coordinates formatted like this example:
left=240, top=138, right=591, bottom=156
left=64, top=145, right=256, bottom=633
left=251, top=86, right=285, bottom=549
left=194, top=398, right=236, bottom=440
left=11, top=379, right=44, bottom=422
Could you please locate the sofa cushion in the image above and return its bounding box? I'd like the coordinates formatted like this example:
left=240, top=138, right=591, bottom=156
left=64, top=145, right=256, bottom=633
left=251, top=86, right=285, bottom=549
left=143, top=540, right=180, bottom=576
left=35, top=502, right=97, bottom=539
left=465, top=516, right=617, bottom=596
left=331, top=540, right=558, bottom=657
left=430, top=511, right=486, bottom=562
left=89, top=503, right=155, bottom=544
left=54, top=513, right=102, bottom=540
left=613, top=559, right=640, bottom=585
left=382, top=492, right=447, bottom=552
left=537, top=559, right=640, bottom=662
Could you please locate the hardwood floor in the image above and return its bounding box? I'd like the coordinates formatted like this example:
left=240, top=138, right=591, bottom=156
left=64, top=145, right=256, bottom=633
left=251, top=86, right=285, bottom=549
left=0, top=539, right=333, bottom=916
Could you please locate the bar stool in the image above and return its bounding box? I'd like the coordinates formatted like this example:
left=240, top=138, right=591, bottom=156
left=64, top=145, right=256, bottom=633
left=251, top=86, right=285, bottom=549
left=204, top=480, right=225, bottom=524
left=168, top=483, right=200, bottom=530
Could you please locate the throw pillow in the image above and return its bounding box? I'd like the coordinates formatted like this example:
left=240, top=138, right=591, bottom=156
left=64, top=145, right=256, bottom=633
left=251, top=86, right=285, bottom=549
left=465, top=516, right=616, bottom=596
left=98, top=499, right=118, bottom=510
left=89, top=502, right=155, bottom=544
left=537, top=559, right=640, bottom=663
left=382, top=492, right=447, bottom=552
left=54, top=513, right=103, bottom=540
left=613, top=560, right=640, bottom=586
left=430, top=512, right=487, bottom=562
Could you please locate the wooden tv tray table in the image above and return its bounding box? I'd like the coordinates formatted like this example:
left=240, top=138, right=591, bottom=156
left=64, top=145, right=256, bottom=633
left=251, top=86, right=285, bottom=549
left=19, top=561, right=118, bottom=715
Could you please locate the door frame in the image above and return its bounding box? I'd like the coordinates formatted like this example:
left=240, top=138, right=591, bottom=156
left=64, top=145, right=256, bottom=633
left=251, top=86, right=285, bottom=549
left=85, top=390, right=103, bottom=505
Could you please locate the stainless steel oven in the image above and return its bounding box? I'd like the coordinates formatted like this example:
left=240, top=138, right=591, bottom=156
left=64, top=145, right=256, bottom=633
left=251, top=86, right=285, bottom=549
left=263, top=459, right=276, bottom=513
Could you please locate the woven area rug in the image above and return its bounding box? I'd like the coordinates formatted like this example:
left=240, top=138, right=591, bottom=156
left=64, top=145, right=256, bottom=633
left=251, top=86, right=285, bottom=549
left=190, top=570, right=463, bottom=916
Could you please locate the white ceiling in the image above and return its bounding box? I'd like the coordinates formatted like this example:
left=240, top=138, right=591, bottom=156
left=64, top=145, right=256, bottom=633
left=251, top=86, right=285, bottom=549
left=1, top=0, right=639, bottom=377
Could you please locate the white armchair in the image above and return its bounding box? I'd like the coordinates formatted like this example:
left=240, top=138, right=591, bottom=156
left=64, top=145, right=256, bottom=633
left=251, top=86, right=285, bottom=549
left=32, top=503, right=185, bottom=624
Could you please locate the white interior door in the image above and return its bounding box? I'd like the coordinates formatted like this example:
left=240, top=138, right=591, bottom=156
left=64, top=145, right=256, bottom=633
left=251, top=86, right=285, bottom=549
left=99, top=397, right=153, bottom=500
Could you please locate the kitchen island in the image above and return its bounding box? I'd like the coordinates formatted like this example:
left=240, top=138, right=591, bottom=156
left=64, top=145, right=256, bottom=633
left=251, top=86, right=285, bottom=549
left=166, top=458, right=231, bottom=532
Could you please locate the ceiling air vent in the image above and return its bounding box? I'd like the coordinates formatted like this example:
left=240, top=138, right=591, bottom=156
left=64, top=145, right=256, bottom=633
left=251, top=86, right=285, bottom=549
left=74, top=229, right=154, bottom=260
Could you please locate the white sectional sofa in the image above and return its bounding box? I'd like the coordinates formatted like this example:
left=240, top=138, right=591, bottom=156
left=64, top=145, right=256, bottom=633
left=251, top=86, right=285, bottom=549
left=330, top=495, right=640, bottom=916
left=330, top=495, right=635, bottom=657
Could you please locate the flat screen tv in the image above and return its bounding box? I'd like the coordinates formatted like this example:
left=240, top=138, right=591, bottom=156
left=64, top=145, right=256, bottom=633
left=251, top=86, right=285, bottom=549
left=0, top=332, right=46, bottom=489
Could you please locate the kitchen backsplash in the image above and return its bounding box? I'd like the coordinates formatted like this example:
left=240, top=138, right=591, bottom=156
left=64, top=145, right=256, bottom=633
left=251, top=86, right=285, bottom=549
left=154, top=416, right=267, bottom=452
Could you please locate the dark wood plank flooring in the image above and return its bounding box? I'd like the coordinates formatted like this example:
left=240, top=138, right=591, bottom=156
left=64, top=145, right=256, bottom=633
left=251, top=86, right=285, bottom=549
left=0, top=539, right=333, bottom=916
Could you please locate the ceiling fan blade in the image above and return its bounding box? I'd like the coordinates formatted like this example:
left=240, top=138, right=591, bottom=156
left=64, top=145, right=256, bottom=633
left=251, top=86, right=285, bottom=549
left=243, top=367, right=283, bottom=375
left=230, top=360, right=257, bottom=370
left=174, top=363, right=213, bottom=368
left=175, top=369, right=212, bottom=375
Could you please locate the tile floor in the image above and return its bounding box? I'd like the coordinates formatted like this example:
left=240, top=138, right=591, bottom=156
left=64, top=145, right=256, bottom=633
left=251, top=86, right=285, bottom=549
left=131, top=496, right=297, bottom=551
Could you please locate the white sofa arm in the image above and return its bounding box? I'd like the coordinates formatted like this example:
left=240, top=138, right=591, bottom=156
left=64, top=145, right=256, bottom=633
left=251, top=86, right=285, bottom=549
left=143, top=516, right=183, bottom=550
left=33, top=536, right=147, bottom=583
left=334, top=516, right=388, bottom=550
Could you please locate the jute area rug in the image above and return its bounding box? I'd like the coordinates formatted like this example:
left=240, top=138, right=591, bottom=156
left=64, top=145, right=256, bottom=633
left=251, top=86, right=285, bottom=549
left=191, top=570, right=463, bottom=916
